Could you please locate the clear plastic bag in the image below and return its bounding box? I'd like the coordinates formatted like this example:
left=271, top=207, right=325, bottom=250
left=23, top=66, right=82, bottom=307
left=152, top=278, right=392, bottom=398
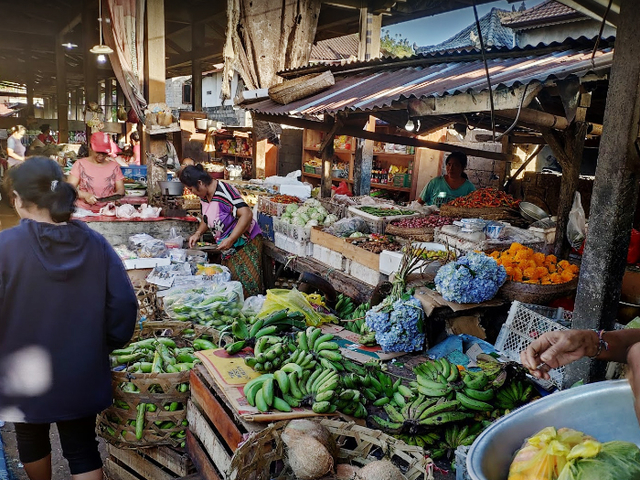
left=558, top=440, right=640, bottom=480
left=567, top=192, right=586, bottom=249
left=242, top=295, right=266, bottom=316
left=165, top=227, right=184, bottom=249
left=162, top=281, right=244, bottom=326
left=326, top=217, right=369, bottom=238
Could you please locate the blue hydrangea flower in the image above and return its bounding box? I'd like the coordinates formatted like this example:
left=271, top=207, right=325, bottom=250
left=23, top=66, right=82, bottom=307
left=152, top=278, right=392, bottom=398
left=365, top=296, right=425, bottom=352
left=434, top=252, right=506, bottom=304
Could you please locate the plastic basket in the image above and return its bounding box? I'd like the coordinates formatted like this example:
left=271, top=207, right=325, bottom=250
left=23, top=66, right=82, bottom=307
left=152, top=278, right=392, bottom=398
left=273, top=216, right=311, bottom=242
left=121, top=165, right=148, bottom=181
left=303, top=164, right=316, bottom=174
left=346, top=205, right=421, bottom=234
left=319, top=198, right=348, bottom=219
left=494, top=300, right=573, bottom=389
left=258, top=196, right=300, bottom=217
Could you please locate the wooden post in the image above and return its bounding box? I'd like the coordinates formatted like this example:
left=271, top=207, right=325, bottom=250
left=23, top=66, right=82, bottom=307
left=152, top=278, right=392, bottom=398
left=25, top=60, right=34, bottom=118
left=354, top=8, right=380, bottom=196
left=566, top=0, right=640, bottom=386
left=83, top=0, right=98, bottom=139
left=55, top=34, right=69, bottom=143
left=320, top=117, right=337, bottom=198
left=192, top=22, right=204, bottom=112
left=354, top=118, right=375, bottom=196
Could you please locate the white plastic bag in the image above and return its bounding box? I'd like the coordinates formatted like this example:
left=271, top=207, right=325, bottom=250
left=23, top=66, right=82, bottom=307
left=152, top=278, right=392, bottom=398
left=567, top=192, right=586, bottom=249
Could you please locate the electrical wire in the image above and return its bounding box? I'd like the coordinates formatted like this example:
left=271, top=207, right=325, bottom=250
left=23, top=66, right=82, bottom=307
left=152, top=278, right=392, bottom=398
left=591, top=0, right=614, bottom=63
left=472, top=0, right=496, bottom=142
left=495, top=83, right=530, bottom=141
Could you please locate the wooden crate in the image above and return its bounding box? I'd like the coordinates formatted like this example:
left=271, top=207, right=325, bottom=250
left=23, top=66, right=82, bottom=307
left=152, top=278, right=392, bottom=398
left=187, top=365, right=264, bottom=479
left=104, top=444, right=193, bottom=480
left=310, top=227, right=380, bottom=271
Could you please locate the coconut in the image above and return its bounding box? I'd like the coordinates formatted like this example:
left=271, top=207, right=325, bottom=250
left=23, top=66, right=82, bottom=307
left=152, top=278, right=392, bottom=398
left=287, top=436, right=334, bottom=480
left=282, top=419, right=337, bottom=458
left=335, top=464, right=361, bottom=479
left=356, top=460, right=405, bottom=480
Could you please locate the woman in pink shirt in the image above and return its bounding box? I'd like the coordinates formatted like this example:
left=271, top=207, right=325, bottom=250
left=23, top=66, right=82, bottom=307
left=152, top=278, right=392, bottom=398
left=67, top=132, right=125, bottom=211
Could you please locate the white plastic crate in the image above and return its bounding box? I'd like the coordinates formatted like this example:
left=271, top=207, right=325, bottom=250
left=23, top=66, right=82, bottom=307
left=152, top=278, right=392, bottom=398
left=258, top=196, right=300, bottom=217
left=312, top=244, right=344, bottom=270
left=346, top=205, right=420, bottom=234
left=495, top=300, right=573, bottom=389
left=273, top=217, right=312, bottom=242
left=275, top=233, right=312, bottom=257
left=455, top=446, right=471, bottom=480
left=349, top=261, right=385, bottom=286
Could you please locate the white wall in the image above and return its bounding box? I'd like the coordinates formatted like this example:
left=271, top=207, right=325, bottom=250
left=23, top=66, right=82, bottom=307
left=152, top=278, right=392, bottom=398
left=202, top=73, right=239, bottom=108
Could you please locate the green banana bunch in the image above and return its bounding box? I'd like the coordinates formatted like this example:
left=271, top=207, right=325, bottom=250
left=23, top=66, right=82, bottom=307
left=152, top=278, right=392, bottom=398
left=413, top=357, right=460, bottom=384
left=395, top=432, right=439, bottom=449
left=225, top=309, right=306, bottom=355
left=243, top=373, right=293, bottom=413
left=298, top=326, right=345, bottom=371
left=243, top=336, right=292, bottom=372
left=361, top=369, right=415, bottom=409
left=494, top=380, right=534, bottom=410
left=334, top=388, right=367, bottom=418
left=335, top=294, right=357, bottom=319
left=436, top=422, right=485, bottom=465
left=280, top=366, right=341, bottom=413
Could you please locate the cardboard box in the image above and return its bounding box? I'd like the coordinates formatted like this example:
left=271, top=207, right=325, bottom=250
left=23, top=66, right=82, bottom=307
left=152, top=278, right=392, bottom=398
left=123, top=258, right=171, bottom=270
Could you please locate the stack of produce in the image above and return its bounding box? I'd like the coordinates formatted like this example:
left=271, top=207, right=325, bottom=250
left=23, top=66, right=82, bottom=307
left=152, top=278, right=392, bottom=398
left=445, top=187, right=520, bottom=209
left=349, top=234, right=403, bottom=253
left=336, top=295, right=375, bottom=346
left=434, top=251, right=507, bottom=303
left=279, top=198, right=339, bottom=229
left=357, top=206, right=416, bottom=217
left=490, top=243, right=579, bottom=284
left=163, top=282, right=246, bottom=326
left=389, top=214, right=457, bottom=229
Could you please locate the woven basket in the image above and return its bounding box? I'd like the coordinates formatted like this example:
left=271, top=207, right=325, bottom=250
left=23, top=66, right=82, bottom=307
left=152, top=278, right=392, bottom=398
left=499, top=277, right=579, bottom=305
left=97, top=322, right=193, bottom=448
left=268, top=71, right=335, bottom=105
left=385, top=221, right=435, bottom=242
left=439, top=205, right=518, bottom=220
left=226, top=419, right=432, bottom=480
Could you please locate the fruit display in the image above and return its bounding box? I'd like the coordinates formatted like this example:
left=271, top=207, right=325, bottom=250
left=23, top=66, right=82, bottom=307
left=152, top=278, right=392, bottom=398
left=390, top=214, right=457, bottom=229
left=490, top=243, right=580, bottom=284
left=445, top=187, right=520, bottom=209
left=224, top=309, right=306, bottom=355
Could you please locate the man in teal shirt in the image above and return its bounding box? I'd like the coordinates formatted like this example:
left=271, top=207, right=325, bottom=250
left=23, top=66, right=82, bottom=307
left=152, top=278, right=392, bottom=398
left=418, top=151, right=475, bottom=206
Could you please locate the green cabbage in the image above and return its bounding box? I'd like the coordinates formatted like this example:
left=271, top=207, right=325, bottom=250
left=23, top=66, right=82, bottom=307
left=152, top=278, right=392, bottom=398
left=285, top=204, right=299, bottom=214
left=305, top=219, right=319, bottom=228
left=558, top=441, right=640, bottom=480
left=324, top=214, right=338, bottom=226
left=292, top=217, right=306, bottom=226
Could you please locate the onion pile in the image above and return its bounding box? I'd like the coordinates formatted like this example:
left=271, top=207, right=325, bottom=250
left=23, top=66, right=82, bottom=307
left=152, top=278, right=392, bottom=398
left=390, top=214, right=458, bottom=229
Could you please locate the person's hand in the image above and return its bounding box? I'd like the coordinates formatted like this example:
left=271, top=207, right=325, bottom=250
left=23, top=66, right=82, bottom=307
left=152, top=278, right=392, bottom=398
left=520, top=330, right=598, bottom=380
left=216, top=237, right=234, bottom=252
left=188, top=233, right=201, bottom=248
left=85, top=193, right=97, bottom=205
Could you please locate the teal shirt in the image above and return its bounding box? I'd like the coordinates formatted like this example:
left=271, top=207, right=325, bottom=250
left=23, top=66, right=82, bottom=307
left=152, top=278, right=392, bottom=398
left=420, top=176, right=476, bottom=206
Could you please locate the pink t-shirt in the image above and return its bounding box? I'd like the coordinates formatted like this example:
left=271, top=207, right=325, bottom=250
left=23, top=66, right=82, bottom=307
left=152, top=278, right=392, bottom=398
left=70, top=157, right=125, bottom=211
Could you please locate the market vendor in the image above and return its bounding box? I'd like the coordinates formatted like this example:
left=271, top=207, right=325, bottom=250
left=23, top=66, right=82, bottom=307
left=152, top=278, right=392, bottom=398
left=67, top=131, right=125, bottom=211
left=521, top=329, right=640, bottom=422
left=6, top=125, right=27, bottom=168
left=179, top=164, right=263, bottom=296
left=37, top=124, right=56, bottom=145
left=417, top=151, right=475, bottom=206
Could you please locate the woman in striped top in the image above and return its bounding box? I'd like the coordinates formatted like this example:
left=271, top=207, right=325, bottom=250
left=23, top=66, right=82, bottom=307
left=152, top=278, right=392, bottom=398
left=179, top=165, right=263, bottom=296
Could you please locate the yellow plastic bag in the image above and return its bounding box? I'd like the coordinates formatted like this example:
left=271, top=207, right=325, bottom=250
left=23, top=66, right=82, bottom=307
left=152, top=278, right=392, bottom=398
left=257, top=289, right=332, bottom=326
left=508, top=427, right=595, bottom=480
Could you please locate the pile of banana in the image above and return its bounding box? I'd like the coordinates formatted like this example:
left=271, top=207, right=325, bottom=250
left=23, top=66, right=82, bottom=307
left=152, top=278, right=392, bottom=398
left=337, top=297, right=377, bottom=346
left=244, top=337, right=298, bottom=373
left=361, top=370, right=414, bottom=409
left=372, top=396, right=472, bottom=432
left=429, top=422, right=486, bottom=460
left=225, top=309, right=306, bottom=355
left=335, top=294, right=356, bottom=318
left=494, top=380, right=534, bottom=410
left=297, top=327, right=344, bottom=371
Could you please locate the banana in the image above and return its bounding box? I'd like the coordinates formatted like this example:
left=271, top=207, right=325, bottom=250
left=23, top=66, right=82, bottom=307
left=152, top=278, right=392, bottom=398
left=329, top=360, right=345, bottom=372
left=393, top=392, right=407, bottom=407
left=318, top=350, right=342, bottom=362
left=417, top=384, right=451, bottom=397
left=231, top=320, right=248, bottom=340
left=282, top=393, right=301, bottom=408
left=274, top=370, right=290, bottom=395
left=316, top=378, right=339, bottom=394
left=305, top=369, right=323, bottom=393
left=363, top=388, right=377, bottom=402
left=313, top=333, right=335, bottom=350
left=225, top=340, right=246, bottom=355
left=307, top=328, right=322, bottom=350
left=521, top=384, right=534, bottom=402
left=384, top=404, right=405, bottom=423
left=339, top=390, right=356, bottom=401
left=373, top=397, right=390, bottom=407
left=464, top=387, right=494, bottom=402
left=416, top=376, right=448, bottom=390
left=244, top=356, right=257, bottom=369
left=243, top=374, right=272, bottom=394
left=463, top=372, right=489, bottom=390
left=311, top=369, right=333, bottom=391
left=456, top=391, right=493, bottom=412
left=419, top=400, right=460, bottom=420
left=297, top=331, right=309, bottom=352
left=255, top=388, right=268, bottom=412
left=447, top=364, right=460, bottom=382
left=249, top=318, right=265, bottom=338
left=280, top=363, right=303, bottom=375
left=255, top=325, right=278, bottom=339
left=315, top=390, right=335, bottom=403
left=272, top=397, right=292, bottom=412
left=245, top=381, right=263, bottom=407
left=312, top=401, right=332, bottom=413
left=419, top=411, right=473, bottom=426
left=254, top=336, right=269, bottom=356
left=354, top=404, right=367, bottom=419
left=262, top=378, right=274, bottom=407
left=397, top=385, right=414, bottom=399
left=288, top=372, right=304, bottom=399
left=316, top=341, right=339, bottom=351
left=298, top=353, right=315, bottom=368
left=460, top=433, right=478, bottom=446
left=439, top=358, right=451, bottom=379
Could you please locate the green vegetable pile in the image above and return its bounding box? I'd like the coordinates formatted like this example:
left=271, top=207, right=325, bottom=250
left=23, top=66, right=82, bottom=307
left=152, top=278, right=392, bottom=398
left=358, top=206, right=416, bottom=217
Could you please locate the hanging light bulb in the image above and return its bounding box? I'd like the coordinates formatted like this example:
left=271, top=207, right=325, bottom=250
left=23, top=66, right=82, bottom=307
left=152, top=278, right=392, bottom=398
left=90, top=0, right=114, bottom=55
left=404, top=119, right=416, bottom=132
left=97, top=54, right=107, bottom=63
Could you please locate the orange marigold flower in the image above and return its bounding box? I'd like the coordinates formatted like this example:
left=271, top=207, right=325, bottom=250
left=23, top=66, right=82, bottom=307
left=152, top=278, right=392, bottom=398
left=558, top=260, right=571, bottom=269
left=547, top=264, right=557, bottom=273
left=546, top=254, right=557, bottom=264
left=540, top=275, right=551, bottom=284
left=509, top=243, right=524, bottom=253
left=533, top=252, right=546, bottom=266
left=514, top=250, right=532, bottom=262
left=568, top=264, right=580, bottom=274
left=560, top=270, right=575, bottom=282
left=536, top=267, right=549, bottom=277
left=550, top=273, right=563, bottom=284
left=501, top=258, right=514, bottom=268
left=489, top=251, right=500, bottom=259
left=523, top=267, right=539, bottom=280
left=512, top=270, right=524, bottom=282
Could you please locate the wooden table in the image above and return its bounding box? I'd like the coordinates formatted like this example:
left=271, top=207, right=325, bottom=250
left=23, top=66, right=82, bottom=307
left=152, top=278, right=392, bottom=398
left=262, top=240, right=375, bottom=304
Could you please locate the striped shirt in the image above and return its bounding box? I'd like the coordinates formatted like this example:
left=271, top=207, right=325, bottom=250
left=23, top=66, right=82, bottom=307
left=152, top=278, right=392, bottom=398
left=201, top=181, right=261, bottom=247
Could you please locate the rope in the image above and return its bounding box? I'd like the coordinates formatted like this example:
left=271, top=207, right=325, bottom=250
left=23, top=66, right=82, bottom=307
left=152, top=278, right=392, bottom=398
left=473, top=0, right=496, bottom=141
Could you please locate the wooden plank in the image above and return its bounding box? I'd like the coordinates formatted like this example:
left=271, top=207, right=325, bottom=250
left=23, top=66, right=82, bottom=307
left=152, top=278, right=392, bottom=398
left=142, top=447, right=192, bottom=477
left=264, top=240, right=375, bottom=303
left=187, top=399, right=233, bottom=475
left=107, top=446, right=176, bottom=480
left=146, top=0, right=166, bottom=104
left=310, top=226, right=379, bottom=271
left=105, top=457, right=141, bottom=480
left=186, top=431, right=223, bottom=480
left=190, top=368, right=244, bottom=451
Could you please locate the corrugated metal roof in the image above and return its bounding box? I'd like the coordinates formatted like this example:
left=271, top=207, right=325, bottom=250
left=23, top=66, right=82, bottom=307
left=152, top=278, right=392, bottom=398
left=245, top=43, right=613, bottom=117
left=501, top=0, right=586, bottom=29
left=311, top=34, right=359, bottom=62
left=417, top=8, right=515, bottom=55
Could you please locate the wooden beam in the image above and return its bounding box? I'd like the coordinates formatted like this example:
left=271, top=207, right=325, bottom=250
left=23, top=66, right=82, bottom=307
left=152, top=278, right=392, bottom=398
left=496, top=108, right=570, bottom=131
left=83, top=0, right=98, bottom=141
left=166, top=38, right=187, bottom=55
left=252, top=112, right=511, bottom=161
left=146, top=0, right=166, bottom=104
left=567, top=0, right=640, bottom=386
left=407, top=84, right=543, bottom=117
left=321, top=117, right=338, bottom=198
left=55, top=34, right=68, bottom=143
left=192, top=22, right=204, bottom=112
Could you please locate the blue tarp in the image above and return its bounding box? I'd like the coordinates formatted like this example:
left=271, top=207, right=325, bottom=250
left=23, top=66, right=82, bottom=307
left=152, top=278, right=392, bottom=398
left=0, top=423, right=17, bottom=480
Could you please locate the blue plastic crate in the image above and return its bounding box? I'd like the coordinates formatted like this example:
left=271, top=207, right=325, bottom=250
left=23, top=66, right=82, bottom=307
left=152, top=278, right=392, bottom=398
left=258, top=213, right=275, bottom=242
left=121, top=165, right=147, bottom=181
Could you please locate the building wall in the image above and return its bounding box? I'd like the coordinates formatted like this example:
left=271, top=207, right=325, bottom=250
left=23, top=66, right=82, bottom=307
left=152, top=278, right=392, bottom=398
left=202, top=73, right=240, bottom=109
left=278, top=127, right=303, bottom=176
left=516, top=21, right=615, bottom=47
left=165, top=76, right=192, bottom=111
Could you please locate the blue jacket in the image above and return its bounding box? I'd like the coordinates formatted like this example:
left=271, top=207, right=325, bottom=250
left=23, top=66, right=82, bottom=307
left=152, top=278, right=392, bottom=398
left=0, top=219, right=138, bottom=423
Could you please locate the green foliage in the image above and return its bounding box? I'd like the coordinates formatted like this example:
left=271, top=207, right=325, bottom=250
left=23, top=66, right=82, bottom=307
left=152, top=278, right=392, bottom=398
left=380, top=29, right=415, bottom=58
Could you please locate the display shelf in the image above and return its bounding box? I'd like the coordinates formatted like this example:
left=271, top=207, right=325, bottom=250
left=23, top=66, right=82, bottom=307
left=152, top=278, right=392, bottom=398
left=304, top=147, right=355, bottom=155
left=302, top=172, right=353, bottom=184
left=373, top=152, right=415, bottom=160
left=370, top=182, right=411, bottom=192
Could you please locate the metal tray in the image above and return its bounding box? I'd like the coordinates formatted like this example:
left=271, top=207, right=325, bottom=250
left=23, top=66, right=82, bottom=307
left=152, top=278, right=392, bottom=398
left=467, top=379, right=640, bottom=480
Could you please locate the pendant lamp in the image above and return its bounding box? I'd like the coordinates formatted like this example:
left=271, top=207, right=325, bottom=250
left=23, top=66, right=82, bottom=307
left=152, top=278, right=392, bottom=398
left=90, top=0, right=114, bottom=55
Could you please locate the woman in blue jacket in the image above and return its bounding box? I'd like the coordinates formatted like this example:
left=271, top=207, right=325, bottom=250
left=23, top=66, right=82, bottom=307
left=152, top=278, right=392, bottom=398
left=0, top=157, right=138, bottom=480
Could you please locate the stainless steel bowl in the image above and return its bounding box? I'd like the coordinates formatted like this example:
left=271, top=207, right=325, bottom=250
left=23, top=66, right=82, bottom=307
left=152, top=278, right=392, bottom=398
left=519, top=201, right=550, bottom=222
left=467, top=380, right=640, bottom=480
